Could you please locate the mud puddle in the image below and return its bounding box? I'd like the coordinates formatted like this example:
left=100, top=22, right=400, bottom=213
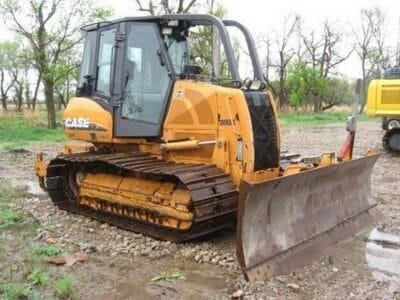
left=365, top=228, right=400, bottom=288
left=96, top=256, right=235, bottom=299
left=9, top=179, right=46, bottom=197
left=330, top=227, right=400, bottom=288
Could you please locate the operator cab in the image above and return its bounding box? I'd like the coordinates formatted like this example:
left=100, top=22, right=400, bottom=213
left=76, top=15, right=265, bottom=137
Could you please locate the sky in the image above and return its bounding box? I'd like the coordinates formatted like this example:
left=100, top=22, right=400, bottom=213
left=1, top=0, right=399, bottom=78
left=99, top=0, right=400, bottom=78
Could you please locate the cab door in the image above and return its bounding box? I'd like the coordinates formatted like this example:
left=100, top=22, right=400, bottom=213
left=114, top=22, right=173, bottom=137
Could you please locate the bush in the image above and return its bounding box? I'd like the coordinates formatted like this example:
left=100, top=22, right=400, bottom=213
left=54, top=275, right=73, bottom=299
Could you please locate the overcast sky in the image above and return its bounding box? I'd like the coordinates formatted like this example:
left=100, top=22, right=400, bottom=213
left=100, top=0, right=400, bottom=78
left=2, top=0, right=399, bottom=78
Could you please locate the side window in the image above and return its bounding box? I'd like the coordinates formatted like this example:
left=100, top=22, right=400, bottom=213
left=122, top=23, right=170, bottom=124
left=96, top=28, right=116, bottom=96
left=78, top=31, right=96, bottom=88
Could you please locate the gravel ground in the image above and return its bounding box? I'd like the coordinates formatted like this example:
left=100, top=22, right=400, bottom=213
left=1, top=119, right=400, bottom=299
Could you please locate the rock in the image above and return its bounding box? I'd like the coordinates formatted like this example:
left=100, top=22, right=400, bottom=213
left=100, top=223, right=109, bottom=229
left=225, top=256, right=235, bottom=262
left=161, top=249, right=170, bottom=257
left=194, top=254, right=202, bottom=262
left=332, top=267, right=339, bottom=273
left=287, top=283, right=301, bottom=291
left=140, top=247, right=151, bottom=257
left=212, top=255, right=221, bottom=264
left=231, top=289, right=244, bottom=298
left=88, top=228, right=95, bottom=233
left=150, top=241, right=160, bottom=249
left=275, top=276, right=287, bottom=283
left=180, top=248, right=193, bottom=258
left=33, top=231, right=49, bottom=241
left=119, top=248, right=129, bottom=254
left=202, top=255, right=210, bottom=263
left=272, top=286, right=278, bottom=295
left=169, top=244, right=178, bottom=252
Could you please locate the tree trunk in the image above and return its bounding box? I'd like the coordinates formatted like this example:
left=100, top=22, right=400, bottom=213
left=0, top=70, right=8, bottom=112
left=17, top=91, right=23, bottom=112
left=359, top=83, right=368, bottom=113
left=44, top=79, right=57, bottom=129
left=25, top=82, right=31, bottom=110
left=1, top=97, right=7, bottom=111
left=359, top=57, right=367, bottom=113
left=32, top=73, right=42, bottom=111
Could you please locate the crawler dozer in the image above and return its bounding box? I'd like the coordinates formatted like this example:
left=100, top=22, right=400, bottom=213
left=367, top=67, right=400, bottom=152
left=35, top=15, right=378, bottom=280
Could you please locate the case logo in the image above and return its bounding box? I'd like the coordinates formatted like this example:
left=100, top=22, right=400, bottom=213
left=64, top=117, right=90, bottom=129
left=64, top=117, right=107, bottom=131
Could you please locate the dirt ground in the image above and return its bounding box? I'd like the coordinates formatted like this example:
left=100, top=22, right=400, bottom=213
left=1, top=119, right=400, bottom=299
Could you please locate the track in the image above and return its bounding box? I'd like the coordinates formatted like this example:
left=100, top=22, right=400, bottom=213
left=45, top=151, right=238, bottom=242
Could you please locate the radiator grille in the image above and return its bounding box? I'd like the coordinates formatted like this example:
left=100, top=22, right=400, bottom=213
left=244, top=92, right=280, bottom=171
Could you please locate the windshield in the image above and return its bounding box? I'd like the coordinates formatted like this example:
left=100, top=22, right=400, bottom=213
left=164, top=35, right=188, bottom=75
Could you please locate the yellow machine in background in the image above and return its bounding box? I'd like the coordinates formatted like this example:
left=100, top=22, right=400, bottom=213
left=368, top=68, right=400, bottom=152
left=35, top=15, right=378, bottom=281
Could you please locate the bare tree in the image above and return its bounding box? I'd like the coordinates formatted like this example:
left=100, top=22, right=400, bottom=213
left=301, top=29, right=322, bottom=70
left=0, top=41, right=19, bottom=111
left=271, top=13, right=300, bottom=111
left=262, top=38, right=278, bottom=97
left=135, top=0, right=198, bottom=15
left=354, top=7, right=386, bottom=113
left=11, top=69, right=24, bottom=112
left=301, top=21, right=353, bottom=78
left=297, top=20, right=353, bottom=111
left=1, top=0, right=111, bottom=128
left=372, top=11, right=394, bottom=71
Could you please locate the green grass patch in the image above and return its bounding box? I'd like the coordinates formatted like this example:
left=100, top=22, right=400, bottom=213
left=27, top=269, right=49, bottom=287
left=30, top=245, right=63, bottom=258
left=0, top=209, right=22, bottom=230
left=0, top=112, right=64, bottom=150
left=151, top=271, right=185, bottom=283
left=279, top=111, right=370, bottom=126
left=1, top=282, right=32, bottom=300
left=0, top=181, right=24, bottom=231
left=54, top=275, right=73, bottom=299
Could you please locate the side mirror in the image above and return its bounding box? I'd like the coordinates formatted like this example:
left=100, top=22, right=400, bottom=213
left=183, top=65, right=202, bottom=77
left=76, top=74, right=94, bottom=97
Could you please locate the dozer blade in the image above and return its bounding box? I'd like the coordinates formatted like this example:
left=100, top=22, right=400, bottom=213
left=237, top=154, right=379, bottom=281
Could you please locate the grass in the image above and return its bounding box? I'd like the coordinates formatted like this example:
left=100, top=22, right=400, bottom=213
left=30, top=245, right=63, bottom=258
left=279, top=111, right=370, bottom=126
left=0, top=181, right=24, bottom=231
left=27, top=269, right=49, bottom=287
left=0, top=181, right=72, bottom=300
left=151, top=271, right=185, bottom=283
left=1, top=283, right=31, bottom=300
left=0, top=209, right=22, bottom=230
left=54, top=275, right=73, bottom=299
left=0, top=111, right=64, bottom=150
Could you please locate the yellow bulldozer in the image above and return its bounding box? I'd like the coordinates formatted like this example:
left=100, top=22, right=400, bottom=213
left=35, top=15, right=378, bottom=281
left=367, top=67, right=400, bottom=152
